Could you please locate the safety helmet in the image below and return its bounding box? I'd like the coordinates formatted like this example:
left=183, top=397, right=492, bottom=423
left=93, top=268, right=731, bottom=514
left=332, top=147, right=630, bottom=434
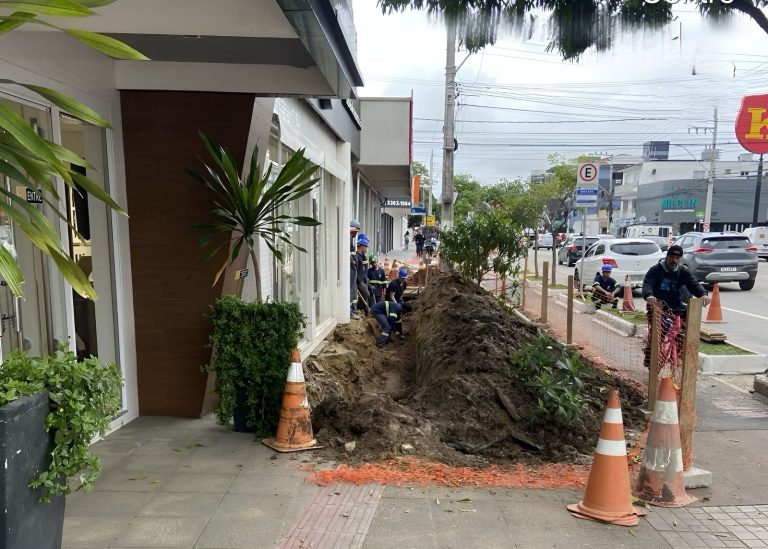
left=369, top=255, right=378, bottom=263
left=398, top=267, right=408, bottom=278
left=601, top=264, right=613, bottom=272
left=357, top=235, right=369, bottom=247
left=350, top=219, right=361, bottom=229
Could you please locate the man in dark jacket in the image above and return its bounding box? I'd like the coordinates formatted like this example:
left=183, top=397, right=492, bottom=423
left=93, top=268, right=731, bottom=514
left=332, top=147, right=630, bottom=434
left=385, top=267, right=412, bottom=313
left=641, top=244, right=710, bottom=369
left=371, top=300, right=403, bottom=347
left=642, top=244, right=710, bottom=314
left=354, top=233, right=373, bottom=314
left=590, top=264, right=621, bottom=309
left=367, top=255, right=387, bottom=303
left=414, top=231, right=426, bottom=257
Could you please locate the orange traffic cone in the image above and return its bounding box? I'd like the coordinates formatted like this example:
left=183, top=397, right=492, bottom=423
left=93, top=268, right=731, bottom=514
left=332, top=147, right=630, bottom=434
left=262, top=350, right=322, bottom=453
left=567, top=389, right=647, bottom=526
left=621, top=276, right=636, bottom=312
left=383, top=256, right=390, bottom=277
left=633, top=377, right=696, bottom=507
left=703, top=283, right=725, bottom=323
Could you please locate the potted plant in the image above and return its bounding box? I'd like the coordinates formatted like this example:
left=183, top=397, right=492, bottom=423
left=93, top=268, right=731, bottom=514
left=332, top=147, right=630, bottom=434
left=0, top=349, right=122, bottom=549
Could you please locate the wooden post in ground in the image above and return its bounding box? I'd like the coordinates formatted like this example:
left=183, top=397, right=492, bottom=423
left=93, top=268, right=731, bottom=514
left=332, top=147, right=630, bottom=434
left=679, top=297, right=703, bottom=471
left=521, top=255, right=528, bottom=309
left=567, top=275, right=574, bottom=344
left=541, top=261, right=549, bottom=324
left=647, top=302, right=661, bottom=412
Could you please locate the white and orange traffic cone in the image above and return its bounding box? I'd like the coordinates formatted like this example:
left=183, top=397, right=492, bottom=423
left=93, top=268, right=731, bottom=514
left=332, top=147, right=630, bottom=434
left=703, top=283, right=725, bottom=323
left=567, top=389, right=647, bottom=526
left=633, top=377, right=696, bottom=507
left=262, top=350, right=323, bottom=453
left=621, top=275, right=636, bottom=312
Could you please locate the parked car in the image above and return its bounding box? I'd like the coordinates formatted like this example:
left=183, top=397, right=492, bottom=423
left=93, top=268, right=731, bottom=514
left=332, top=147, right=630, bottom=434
left=641, top=235, right=671, bottom=252
left=535, top=233, right=554, bottom=249
left=574, top=238, right=664, bottom=289
left=557, top=235, right=602, bottom=266
left=743, top=226, right=768, bottom=260
left=675, top=232, right=759, bottom=290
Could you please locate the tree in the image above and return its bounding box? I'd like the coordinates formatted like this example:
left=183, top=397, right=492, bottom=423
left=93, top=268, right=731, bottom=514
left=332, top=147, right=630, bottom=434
left=453, top=172, right=483, bottom=222
left=0, top=0, right=148, bottom=298
left=378, top=0, right=759, bottom=60
left=439, top=209, right=528, bottom=288
left=188, top=133, right=321, bottom=301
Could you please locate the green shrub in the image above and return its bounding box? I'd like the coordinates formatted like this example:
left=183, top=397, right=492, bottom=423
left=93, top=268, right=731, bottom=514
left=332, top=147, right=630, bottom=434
left=204, top=295, right=306, bottom=435
left=508, top=336, right=591, bottom=424
left=0, top=348, right=122, bottom=501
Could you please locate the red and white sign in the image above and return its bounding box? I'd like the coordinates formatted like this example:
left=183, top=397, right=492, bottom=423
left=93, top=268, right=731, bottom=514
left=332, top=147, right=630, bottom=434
left=577, top=162, right=599, bottom=186
left=735, top=94, right=768, bottom=154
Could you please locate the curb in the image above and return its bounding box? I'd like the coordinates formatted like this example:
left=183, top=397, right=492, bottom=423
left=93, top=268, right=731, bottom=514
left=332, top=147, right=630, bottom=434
left=755, top=375, right=768, bottom=399
left=554, top=293, right=596, bottom=314
left=594, top=310, right=637, bottom=337
left=698, top=347, right=768, bottom=375
left=683, top=466, right=713, bottom=489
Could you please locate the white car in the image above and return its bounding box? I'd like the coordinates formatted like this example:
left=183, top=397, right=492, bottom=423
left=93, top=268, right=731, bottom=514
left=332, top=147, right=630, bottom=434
left=535, top=233, right=554, bottom=249
left=574, top=238, right=664, bottom=289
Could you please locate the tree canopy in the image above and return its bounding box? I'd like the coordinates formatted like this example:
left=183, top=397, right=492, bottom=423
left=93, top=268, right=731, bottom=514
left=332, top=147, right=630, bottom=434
left=378, top=0, right=764, bottom=59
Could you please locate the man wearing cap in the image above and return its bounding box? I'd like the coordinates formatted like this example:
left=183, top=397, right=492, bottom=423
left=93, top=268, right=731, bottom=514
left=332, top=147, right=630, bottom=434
left=642, top=244, right=710, bottom=314
left=385, top=267, right=413, bottom=313
left=590, top=265, right=621, bottom=310
left=642, top=244, right=710, bottom=369
left=367, top=255, right=387, bottom=303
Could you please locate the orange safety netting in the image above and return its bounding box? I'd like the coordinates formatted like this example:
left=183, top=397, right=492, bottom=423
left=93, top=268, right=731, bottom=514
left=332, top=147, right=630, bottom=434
left=302, top=458, right=592, bottom=490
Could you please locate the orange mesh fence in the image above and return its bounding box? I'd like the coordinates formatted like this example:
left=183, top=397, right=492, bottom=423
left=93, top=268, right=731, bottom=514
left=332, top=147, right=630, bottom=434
left=302, top=458, right=591, bottom=490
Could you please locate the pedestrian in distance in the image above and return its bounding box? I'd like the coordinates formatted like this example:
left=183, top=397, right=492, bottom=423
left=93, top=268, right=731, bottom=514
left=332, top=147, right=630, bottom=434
left=589, top=265, right=621, bottom=310
left=404, top=230, right=410, bottom=250
left=371, top=300, right=404, bottom=348
left=414, top=230, right=425, bottom=257
left=386, top=267, right=413, bottom=313
left=367, top=255, right=387, bottom=303
left=641, top=244, right=710, bottom=368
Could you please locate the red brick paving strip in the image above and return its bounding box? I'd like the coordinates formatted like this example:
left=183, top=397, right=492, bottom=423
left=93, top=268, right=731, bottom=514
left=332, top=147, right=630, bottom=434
left=280, top=483, right=384, bottom=548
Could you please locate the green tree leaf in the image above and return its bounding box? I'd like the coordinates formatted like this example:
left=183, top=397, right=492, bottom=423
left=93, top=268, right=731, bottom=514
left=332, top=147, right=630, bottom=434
left=0, top=0, right=93, bottom=17
left=63, top=29, right=150, bottom=60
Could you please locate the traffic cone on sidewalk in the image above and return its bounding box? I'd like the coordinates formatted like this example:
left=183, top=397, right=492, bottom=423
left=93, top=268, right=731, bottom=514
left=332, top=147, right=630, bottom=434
left=567, top=389, right=647, bottom=526
left=262, top=350, right=322, bottom=453
left=633, top=377, right=696, bottom=507
left=383, top=256, right=390, bottom=278
left=703, top=283, right=725, bottom=323
left=621, top=276, right=636, bottom=312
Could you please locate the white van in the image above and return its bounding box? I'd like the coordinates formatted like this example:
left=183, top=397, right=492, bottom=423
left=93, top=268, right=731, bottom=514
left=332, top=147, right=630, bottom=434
left=743, top=226, right=768, bottom=259
left=623, top=223, right=672, bottom=239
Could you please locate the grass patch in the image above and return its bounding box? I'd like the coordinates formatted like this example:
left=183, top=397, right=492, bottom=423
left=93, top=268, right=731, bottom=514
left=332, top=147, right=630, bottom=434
left=699, top=341, right=754, bottom=356
left=600, top=308, right=647, bottom=325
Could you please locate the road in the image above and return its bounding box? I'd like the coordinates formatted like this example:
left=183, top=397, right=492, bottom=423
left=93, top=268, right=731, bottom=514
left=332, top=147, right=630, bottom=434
left=526, top=247, right=768, bottom=355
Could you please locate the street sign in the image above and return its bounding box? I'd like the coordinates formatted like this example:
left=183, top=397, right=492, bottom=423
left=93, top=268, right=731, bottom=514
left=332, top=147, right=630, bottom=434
left=410, top=206, right=426, bottom=214
left=577, top=162, right=599, bottom=186
left=575, top=188, right=598, bottom=207
left=425, top=215, right=435, bottom=227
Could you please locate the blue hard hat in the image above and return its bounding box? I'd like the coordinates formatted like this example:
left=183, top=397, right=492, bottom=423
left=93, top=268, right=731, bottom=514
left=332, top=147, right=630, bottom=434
left=357, top=235, right=369, bottom=247
left=398, top=267, right=408, bottom=278
left=601, top=264, right=613, bottom=272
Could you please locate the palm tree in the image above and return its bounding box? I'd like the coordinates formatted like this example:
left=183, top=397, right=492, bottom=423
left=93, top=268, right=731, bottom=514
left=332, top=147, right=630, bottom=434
left=188, top=133, right=321, bottom=301
left=0, top=0, right=148, bottom=298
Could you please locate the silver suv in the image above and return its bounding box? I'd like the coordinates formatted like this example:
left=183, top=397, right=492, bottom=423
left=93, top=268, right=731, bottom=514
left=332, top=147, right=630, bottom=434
left=675, top=232, right=759, bottom=291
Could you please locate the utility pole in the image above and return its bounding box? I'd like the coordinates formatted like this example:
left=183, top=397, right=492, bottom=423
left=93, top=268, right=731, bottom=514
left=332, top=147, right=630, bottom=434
left=753, top=154, right=763, bottom=225
left=704, top=107, right=718, bottom=230
left=441, top=20, right=456, bottom=230
left=428, top=149, right=434, bottom=216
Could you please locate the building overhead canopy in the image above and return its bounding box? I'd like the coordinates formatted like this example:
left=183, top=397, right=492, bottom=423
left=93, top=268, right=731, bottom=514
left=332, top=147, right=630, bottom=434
left=61, top=0, right=363, bottom=97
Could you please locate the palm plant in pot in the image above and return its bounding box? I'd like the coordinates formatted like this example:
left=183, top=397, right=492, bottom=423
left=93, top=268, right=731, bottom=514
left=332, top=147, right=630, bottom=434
left=189, top=133, right=319, bottom=432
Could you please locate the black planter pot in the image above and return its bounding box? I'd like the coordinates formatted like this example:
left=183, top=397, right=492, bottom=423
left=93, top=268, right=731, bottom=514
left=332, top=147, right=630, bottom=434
left=0, top=391, right=65, bottom=549
left=232, top=385, right=252, bottom=433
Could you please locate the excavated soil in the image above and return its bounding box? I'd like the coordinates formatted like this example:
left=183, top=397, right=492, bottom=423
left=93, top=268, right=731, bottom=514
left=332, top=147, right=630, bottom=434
left=306, top=272, right=647, bottom=468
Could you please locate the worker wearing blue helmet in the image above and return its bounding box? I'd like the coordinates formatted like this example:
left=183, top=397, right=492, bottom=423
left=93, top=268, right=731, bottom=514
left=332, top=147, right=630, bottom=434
left=385, top=266, right=412, bottom=313
left=353, top=233, right=373, bottom=314
left=371, top=299, right=403, bottom=347
left=590, top=264, right=621, bottom=310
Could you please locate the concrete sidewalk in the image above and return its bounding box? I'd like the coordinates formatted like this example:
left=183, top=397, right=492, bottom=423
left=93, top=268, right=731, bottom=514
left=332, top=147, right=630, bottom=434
left=63, top=376, right=768, bottom=548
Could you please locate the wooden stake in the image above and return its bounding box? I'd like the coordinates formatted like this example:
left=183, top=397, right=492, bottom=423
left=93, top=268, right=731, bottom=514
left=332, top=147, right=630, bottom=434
left=679, top=297, right=703, bottom=471
left=647, top=302, right=661, bottom=412
left=541, top=261, right=549, bottom=324
left=521, top=255, right=528, bottom=309
left=567, top=275, right=574, bottom=344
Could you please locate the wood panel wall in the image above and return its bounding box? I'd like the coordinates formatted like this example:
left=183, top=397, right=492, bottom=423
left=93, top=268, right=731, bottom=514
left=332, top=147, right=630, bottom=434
left=121, top=91, right=254, bottom=417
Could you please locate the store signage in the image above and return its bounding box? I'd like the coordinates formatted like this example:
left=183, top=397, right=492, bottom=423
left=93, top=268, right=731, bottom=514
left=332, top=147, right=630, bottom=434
left=26, top=188, right=43, bottom=204
left=384, top=197, right=411, bottom=208
left=661, top=197, right=697, bottom=211
left=736, top=93, right=768, bottom=154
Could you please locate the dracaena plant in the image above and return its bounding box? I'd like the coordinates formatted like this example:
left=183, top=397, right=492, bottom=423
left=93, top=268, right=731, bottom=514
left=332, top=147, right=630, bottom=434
left=188, top=132, right=321, bottom=300
left=0, top=0, right=148, bottom=298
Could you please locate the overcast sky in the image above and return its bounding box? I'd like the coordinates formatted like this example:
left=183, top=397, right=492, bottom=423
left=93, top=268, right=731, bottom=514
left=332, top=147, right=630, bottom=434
left=352, top=1, right=768, bottom=191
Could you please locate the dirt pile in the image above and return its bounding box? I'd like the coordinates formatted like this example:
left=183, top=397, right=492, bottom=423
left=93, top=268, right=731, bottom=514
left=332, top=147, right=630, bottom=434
left=306, top=272, right=646, bottom=467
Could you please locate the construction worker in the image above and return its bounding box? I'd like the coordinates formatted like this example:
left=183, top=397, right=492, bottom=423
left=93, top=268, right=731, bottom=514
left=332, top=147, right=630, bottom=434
left=385, top=267, right=412, bottom=313
left=370, top=299, right=404, bottom=347
left=367, top=255, right=387, bottom=303
left=589, top=265, right=621, bottom=310
left=355, top=233, right=373, bottom=313
left=349, top=220, right=362, bottom=315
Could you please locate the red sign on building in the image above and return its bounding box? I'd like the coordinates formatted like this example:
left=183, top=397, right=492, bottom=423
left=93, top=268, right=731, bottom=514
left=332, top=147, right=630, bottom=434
left=735, top=94, right=768, bottom=154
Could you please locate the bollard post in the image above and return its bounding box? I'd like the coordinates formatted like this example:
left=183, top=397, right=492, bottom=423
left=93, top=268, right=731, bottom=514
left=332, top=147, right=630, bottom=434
left=567, top=275, right=574, bottom=344
left=679, top=297, right=703, bottom=471
left=521, top=256, right=528, bottom=309
left=647, top=302, right=661, bottom=412
left=541, top=261, right=549, bottom=324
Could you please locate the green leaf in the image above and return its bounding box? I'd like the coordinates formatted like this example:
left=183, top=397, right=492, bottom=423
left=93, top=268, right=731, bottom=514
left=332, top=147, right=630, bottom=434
left=5, top=82, right=110, bottom=127
left=71, top=170, right=127, bottom=216
left=0, top=0, right=94, bottom=17
left=0, top=11, right=31, bottom=33
left=0, top=102, right=60, bottom=165
left=63, top=29, right=150, bottom=60
left=0, top=243, right=23, bottom=296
